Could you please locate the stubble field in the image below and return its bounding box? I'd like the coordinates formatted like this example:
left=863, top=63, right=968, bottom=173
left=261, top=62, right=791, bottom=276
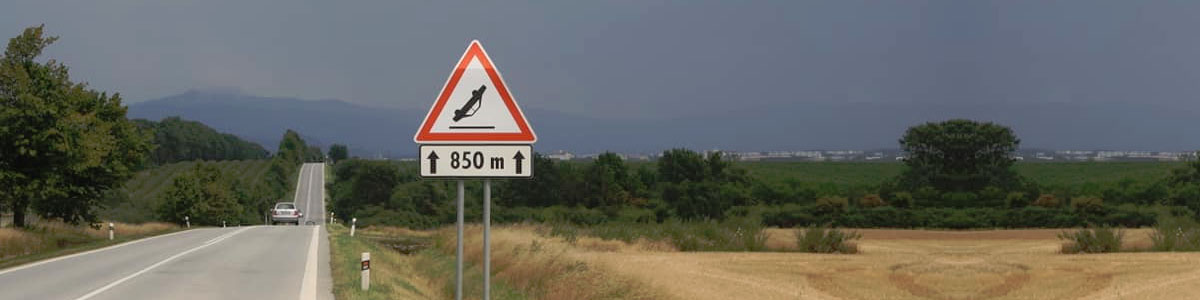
left=563, top=228, right=1200, bottom=300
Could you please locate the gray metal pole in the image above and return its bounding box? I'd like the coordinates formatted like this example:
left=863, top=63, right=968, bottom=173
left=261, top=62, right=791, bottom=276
left=483, top=179, right=491, bottom=300
left=455, top=180, right=464, bottom=300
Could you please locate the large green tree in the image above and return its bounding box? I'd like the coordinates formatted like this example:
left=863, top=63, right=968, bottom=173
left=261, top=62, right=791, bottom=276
left=328, top=144, right=348, bottom=163
left=156, top=163, right=243, bottom=225
left=0, top=25, right=150, bottom=227
left=894, top=119, right=1026, bottom=207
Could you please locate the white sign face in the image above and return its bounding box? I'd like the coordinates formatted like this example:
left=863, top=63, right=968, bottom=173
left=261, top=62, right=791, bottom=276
left=414, top=40, right=536, bottom=144
left=420, top=145, right=533, bottom=178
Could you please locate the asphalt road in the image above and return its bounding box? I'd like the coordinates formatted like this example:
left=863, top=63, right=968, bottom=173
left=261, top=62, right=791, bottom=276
left=0, top=163, right=333, bottom=300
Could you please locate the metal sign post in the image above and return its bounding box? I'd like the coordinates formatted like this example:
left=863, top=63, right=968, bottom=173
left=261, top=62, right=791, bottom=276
left=415, top=40, right=537, bottom=300
left=483, top=179, right=492, bottom=298
left=455, top=180, right=465, bottom=300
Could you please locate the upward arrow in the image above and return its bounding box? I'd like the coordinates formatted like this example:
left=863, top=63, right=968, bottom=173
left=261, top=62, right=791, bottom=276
left=513, top=151, right=525, bottom=175
left=426, top=151, right=439, bottom=174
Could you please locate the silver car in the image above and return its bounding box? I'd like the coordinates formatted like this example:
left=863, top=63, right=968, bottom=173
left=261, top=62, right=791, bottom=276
left=270, top=202, right=303, bottom=225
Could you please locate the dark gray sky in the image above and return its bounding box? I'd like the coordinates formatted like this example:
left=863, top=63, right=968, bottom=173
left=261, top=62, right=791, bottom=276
left=5, top=1, right=1200, bottom=149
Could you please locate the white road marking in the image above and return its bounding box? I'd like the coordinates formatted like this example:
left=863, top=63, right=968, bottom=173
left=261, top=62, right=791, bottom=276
left=300, top=225, right=319, bottom=300
left=73, top=227, right=253, bottom=300
left=0, top=229, right=194, bottom=277
left=305, top=164, right=314, bottom=224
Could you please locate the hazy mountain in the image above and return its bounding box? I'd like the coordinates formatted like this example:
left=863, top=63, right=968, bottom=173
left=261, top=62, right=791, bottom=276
left=128, top=90, right=1200, bottom=157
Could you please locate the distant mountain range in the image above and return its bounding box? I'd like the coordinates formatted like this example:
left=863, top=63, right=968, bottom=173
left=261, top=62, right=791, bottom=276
left=128, top=90, right=1200, bottom=157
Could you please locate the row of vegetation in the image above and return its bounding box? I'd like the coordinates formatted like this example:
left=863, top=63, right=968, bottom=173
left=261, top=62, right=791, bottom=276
left=327, top=121, right=1200, bottom=254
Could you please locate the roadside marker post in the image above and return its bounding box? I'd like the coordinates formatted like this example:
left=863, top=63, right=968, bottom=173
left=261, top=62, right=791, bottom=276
left=351, top=218, right=357, bottom=237
left=108, top=223, right=114, bottom=240
left=222, top=221, right=226, bottom=228
left=414, top=40, right=537, bottom=300
left=361, top=252, right=370, bottom=291
left=185, top=216, right=189, bottom=228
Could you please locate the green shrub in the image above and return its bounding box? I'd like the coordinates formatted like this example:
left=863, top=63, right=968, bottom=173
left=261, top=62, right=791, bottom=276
left=761, top=204, right=820, bottom=228
left=1058, top=226, right=1124, bottom=253
left=795, top=226, right=861, bottom=253
left=815, top=196, right=849, bottom=212
left=858, top=194, right=887, bottom=208
left=1150, top=213, right=1200, bottom=251
left=1032, top=194, right=1060, bottom=208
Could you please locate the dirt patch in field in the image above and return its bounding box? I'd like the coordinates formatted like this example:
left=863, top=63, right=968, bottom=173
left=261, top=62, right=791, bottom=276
left=557, top=228, right=1200, bottom=300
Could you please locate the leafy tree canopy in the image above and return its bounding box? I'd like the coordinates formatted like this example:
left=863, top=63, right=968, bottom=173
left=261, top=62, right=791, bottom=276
left=0, top=25, right=151, bottom=227
left=897, top=119, right=1024, bottom=193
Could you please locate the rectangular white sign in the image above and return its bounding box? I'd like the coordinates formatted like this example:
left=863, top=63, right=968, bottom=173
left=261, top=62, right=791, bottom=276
left=419, top=145, right=533, bottom=178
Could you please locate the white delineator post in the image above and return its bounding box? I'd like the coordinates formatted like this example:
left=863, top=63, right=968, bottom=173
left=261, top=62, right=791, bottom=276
left=185, top=216, right=190, bottom=228
left=222, top=221, right=226, bottom=228
left=361, top=252, right=370, bottom=291
left=350, top=218, right=357, bottom=237
left=108, top=223, right=114, bottom=240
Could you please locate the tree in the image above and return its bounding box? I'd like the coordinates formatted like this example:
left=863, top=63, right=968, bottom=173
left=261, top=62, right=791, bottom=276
left=658, top=149, right=751, bottom=219
left=895, top=119, right=1026, bottom=206
left=0, top=25, right=151, bottom=227
left=156, top=163, right=243, bottom=225
left=328, top=144, right=348, bottom=163
left=584, top=152, right=630, bottom=207
left=327, top=159, right=405, bottom=218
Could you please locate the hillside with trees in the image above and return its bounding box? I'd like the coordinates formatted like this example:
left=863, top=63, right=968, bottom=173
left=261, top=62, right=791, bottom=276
left=134, top=117, right=269, bottom=165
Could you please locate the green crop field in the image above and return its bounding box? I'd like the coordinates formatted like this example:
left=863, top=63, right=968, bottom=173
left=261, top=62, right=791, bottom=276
left=101, top=160, right=273, bottom=222
left=738, top=161, right=1184, bottom=194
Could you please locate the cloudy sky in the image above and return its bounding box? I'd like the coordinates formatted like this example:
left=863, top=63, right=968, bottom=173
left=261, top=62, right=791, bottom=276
left=4, top=1, right=1200, bottom=149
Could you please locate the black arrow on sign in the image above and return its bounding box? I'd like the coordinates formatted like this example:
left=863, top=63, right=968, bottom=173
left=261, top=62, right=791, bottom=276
left=427, top=151, right=439, bottom=174
left=513, top=151, right=525, bottom=175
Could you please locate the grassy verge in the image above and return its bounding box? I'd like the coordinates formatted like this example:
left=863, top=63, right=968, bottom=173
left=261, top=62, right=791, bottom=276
left=0, top=221, right=181, bottom=270
left=328, top=223, right=431, bottom=299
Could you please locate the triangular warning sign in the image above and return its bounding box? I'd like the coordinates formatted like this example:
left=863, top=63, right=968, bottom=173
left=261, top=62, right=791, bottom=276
left=414, top=40, right=536, bottom=144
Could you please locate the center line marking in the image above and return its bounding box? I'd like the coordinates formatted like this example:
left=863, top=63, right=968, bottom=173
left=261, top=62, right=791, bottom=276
left=74, top=227, right=253, bottom=300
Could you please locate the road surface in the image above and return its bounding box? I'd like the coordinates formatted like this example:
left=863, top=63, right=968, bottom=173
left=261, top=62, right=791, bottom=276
left=0, top=163, right=333, bottom=300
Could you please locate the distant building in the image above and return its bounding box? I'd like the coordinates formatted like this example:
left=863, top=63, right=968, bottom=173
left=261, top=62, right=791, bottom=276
left=546, top=150, right=574, bottom=160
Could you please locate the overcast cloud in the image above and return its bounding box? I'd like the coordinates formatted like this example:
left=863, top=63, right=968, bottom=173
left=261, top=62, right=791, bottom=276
left=4, top=1, right=1200, bottom=149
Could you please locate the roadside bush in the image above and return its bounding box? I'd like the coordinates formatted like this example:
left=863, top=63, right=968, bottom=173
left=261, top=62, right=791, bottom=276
left=1032, top=194, right=1060, bottom=208
left=1101, top=204, right=1157, bottom=228
left=814, top=196, right=849, bottom=213
left=1004, top=192, right=1028, bottom=208
left=795, top=226, right=861, bottom=254
left=1150, top=213, right=1200, bottom=251
left=858, top=194, right=887, bottom=208
left=761, top=204, right=819, bottom=228
left=1059, top=226, right=1124, bottom=254
left=889, top=191, right=915, bottom=208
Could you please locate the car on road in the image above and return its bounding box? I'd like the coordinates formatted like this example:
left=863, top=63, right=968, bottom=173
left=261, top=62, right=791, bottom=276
left=270, top=202, right=303, bottom=225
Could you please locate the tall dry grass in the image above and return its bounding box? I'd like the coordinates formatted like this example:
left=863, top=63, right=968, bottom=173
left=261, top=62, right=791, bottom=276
left=0, top=228, right=44, bottom=259
left=429, top=225, right=664, bottom=300
left=0, top=221, right=177, bottom=261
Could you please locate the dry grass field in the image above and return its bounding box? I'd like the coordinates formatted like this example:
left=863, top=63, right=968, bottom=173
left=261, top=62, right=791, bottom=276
left=358, top=225, right=1200, bottom=300
left=572, top=228, right=1200, bottom=300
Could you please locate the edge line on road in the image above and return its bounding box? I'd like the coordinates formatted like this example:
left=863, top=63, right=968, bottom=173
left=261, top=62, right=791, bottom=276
left=0, top=229, right=196, bottom=277
left=72, top=227, right=254, bottom=300
left=300, top=225, right=319, bottom=300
